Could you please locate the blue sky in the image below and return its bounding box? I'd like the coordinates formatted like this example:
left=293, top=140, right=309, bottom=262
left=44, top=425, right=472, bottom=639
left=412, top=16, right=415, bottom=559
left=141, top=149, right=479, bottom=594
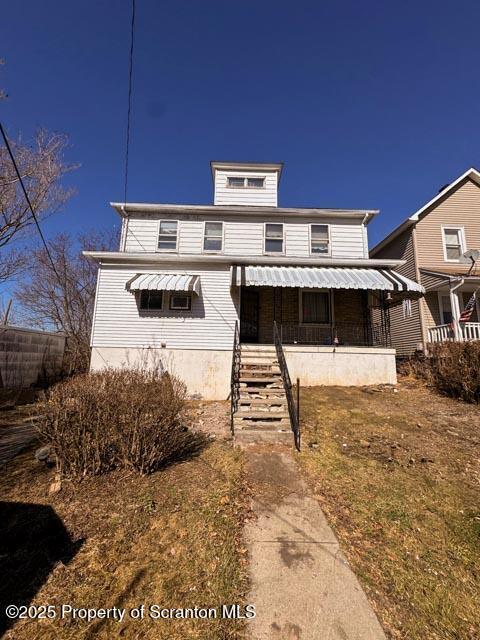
left=2, top=0, right=480, bottom=259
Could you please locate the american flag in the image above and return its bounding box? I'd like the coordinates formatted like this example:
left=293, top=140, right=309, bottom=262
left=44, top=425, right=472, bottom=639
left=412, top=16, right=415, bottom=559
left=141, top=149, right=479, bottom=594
left=459, top=291, right=478, bottom=322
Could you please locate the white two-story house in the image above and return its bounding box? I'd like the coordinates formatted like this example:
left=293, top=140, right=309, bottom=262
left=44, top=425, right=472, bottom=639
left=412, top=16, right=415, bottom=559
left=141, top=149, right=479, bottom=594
left=85, top=162, right=423, bottom=400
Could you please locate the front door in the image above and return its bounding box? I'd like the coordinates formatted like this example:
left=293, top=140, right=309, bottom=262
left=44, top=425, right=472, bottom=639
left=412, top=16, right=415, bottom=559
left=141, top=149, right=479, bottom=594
left=240, top=289, right=259, bottom=342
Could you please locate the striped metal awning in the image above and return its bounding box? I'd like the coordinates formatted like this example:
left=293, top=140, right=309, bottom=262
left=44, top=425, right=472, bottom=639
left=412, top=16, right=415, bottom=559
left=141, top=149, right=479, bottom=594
left=128, top=273, right=201, bottom=294
left=231, top=265, right=424, bottom=294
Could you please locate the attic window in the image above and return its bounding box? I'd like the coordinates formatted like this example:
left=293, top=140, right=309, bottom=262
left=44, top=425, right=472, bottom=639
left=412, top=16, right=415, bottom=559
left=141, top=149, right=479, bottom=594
left=227, top=176, right=265, bottom=189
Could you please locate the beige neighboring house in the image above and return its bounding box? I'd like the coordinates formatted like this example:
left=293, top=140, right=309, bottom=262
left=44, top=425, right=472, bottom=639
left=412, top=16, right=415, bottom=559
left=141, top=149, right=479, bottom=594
left=371, top=167, right=480, bottom=356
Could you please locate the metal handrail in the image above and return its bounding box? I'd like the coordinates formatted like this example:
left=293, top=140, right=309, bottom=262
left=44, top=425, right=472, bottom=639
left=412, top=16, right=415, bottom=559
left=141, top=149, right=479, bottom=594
left=230, top=320, right=241, bottom=435
left=273, top=321, right=300, bottom=451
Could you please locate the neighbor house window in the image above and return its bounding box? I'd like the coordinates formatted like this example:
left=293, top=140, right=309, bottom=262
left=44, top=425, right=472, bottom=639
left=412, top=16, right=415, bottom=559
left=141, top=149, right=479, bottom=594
left=158, top=220, right=178, bottom=251
left=139, top=290, right=163, bottom=311
left=311, top=224, right=330, bottom=255
left=264, top=223, right=284, bottom=253
left=203, top=221, right=223, bottom=252
left=227, top=176, right=265, bottom=188
left=442, top=227, right=464, bottom=261
left=302, top=291, right=331, bottom=324
left=169, top=293, right=192, bottom=311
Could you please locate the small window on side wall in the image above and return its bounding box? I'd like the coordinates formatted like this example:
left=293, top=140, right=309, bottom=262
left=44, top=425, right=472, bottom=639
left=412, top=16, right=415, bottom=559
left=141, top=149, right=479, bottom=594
left=203, top=222, right=223, bottom=252
left=264, top=223, right=284, bottom=253
left=139, top=290, right=163, bottom=310
left=442, top=227, right=464, bottom=261
left=311, top=224, right=330, bottom=255
left=169, top=293, right=192, bottom=311
left=158, top=220, right=178, bottom=251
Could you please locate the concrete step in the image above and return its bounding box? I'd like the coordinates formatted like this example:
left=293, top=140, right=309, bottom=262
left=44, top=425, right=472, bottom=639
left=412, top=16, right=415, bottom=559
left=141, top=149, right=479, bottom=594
left=240, top=387, right=286, bottom=394
left=240, top=376, right=282, bottom=383
left=240, top=346, right=276, bottom=353
left=234, top=429, right=293, bottom=445
left=241, top=351, right=277, bottom=357
left=234, top=411, right=290, bottom=420
left=239, top=398, right=287, bottom=406
left=240, top=366, right=281, bottom=374
left=234, top=420, right=291, bottom=431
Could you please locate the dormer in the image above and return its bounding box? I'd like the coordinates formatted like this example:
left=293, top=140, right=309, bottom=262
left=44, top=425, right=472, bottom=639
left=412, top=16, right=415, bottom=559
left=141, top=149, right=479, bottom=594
left=211, top=161, right=283, bottom=207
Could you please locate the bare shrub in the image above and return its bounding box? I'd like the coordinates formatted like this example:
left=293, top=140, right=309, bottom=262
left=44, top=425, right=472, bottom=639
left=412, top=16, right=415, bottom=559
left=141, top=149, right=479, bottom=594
left=428, top=342, right=480, bottom=403
left=404, top=342, right=480, bottom=403
left=36, top=368, right=204, bottom=478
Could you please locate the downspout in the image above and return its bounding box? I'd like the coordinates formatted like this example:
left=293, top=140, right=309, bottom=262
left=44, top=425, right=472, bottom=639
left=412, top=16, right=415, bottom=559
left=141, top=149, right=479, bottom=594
left=411, top=225, right=427, bottom=351
left=362, top=213, right=369, bottom=258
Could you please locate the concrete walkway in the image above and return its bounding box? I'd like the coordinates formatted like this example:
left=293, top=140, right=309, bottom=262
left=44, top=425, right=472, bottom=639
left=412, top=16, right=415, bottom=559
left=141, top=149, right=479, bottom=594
left=245, top=446, right=386, bottom=640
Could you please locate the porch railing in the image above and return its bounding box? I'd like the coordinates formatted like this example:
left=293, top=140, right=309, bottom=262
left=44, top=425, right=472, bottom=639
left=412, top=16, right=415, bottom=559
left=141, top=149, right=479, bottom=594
left=273, top=321, right=300, bottom=451
left=230, top=320, right=241, bottom=435
left=278, top=321, right=390, bottom=348
left=429, top=322, right=480, bottom=344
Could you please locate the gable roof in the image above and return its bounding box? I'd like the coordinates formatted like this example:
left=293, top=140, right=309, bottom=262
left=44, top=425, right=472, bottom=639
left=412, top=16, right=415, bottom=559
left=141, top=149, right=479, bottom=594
left=370, top=167, right=480, bottom=256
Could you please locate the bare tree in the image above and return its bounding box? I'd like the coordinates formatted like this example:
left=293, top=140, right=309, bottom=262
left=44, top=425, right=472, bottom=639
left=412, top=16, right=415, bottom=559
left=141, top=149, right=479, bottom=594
left=0, top=58, right=6, bottom=100
left=16, top=230, right=118, bottom=373
left=0, top=128, right=76, bottom=282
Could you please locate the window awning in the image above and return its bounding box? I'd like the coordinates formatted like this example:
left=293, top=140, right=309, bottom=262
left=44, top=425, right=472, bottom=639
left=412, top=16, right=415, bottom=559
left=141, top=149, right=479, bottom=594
left=231, top=265, right=424, bottom=294
left=128, top=273, right=201, bottom=294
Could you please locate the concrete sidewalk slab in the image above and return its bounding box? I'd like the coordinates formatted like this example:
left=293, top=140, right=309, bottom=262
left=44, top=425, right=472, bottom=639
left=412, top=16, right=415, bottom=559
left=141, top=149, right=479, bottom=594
left=245, top=446, right=386, bottom=640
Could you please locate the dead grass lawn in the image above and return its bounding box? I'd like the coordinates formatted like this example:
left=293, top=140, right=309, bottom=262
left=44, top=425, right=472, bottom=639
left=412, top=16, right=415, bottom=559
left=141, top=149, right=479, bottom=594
left=1, top=426, right=248, bottom=639
left=298, top=377, right=480, bottom=640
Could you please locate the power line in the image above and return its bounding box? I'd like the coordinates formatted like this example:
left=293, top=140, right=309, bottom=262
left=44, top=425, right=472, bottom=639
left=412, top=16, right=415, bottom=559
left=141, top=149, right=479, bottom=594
left=0, top=121, right=63, bottom=285
left=124, top=0, right=136, bottom=204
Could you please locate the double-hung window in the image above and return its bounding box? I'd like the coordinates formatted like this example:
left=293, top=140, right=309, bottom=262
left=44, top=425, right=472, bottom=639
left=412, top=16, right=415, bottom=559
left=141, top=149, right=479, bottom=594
left=302, top=291, right=331, bottom=324
left=264, top=223, right=284, bottom=253
left=203, top=222, right=223, bottom=252
left=311, top=224, right=330, bottom=255
left=158, top=220, right=178, bottom=251
left=442, top=227, right=464, bottom=261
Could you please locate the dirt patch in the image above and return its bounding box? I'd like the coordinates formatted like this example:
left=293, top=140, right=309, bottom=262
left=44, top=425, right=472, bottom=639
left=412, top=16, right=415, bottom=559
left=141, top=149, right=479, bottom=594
left=298, top=377, right=480, bottom=640
left=185, top=400, right=231, bottom=439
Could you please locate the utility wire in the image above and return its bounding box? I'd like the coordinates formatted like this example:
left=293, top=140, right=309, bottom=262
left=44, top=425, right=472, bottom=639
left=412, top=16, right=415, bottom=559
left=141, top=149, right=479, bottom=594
left=0, top=121, right=63, bottom=285
left=124, top=0, right=136, bottom=204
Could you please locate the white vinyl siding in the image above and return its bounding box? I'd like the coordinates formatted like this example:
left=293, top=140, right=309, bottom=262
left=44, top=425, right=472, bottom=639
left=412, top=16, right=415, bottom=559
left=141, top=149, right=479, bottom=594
left=124, top=214, right=367, bottom=259
left=214, top=170, right=278, bottom=206
left=91, top=263, right=239, bottom=350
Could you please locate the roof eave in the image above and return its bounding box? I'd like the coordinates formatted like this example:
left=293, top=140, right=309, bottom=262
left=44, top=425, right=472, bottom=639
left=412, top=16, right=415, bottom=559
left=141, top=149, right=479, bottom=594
left=110, top=202, right=379, bottom=220
left=83, top=251, right=405, bottom=269
left=371, top=166, right=480, bottom=256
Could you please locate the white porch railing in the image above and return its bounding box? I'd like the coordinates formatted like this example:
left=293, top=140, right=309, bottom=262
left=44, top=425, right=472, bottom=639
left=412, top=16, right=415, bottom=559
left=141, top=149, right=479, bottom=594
left=428, top=322, right=480, bottom=343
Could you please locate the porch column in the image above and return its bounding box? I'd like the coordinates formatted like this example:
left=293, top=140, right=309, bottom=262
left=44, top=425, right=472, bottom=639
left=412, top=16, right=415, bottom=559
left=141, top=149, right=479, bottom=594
left=449, top=287, right=462, bottom=341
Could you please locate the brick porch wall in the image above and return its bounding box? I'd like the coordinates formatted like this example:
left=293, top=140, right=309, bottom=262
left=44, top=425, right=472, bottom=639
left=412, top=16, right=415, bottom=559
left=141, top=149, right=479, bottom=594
left=253, top=287, right=368, bottom=343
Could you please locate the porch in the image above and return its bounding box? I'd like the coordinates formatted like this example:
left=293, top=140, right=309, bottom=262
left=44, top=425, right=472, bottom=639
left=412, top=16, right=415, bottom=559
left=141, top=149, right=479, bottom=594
left=238, top=286, right=391, bottom=347
left=423, top=275, right=480, bottom=344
